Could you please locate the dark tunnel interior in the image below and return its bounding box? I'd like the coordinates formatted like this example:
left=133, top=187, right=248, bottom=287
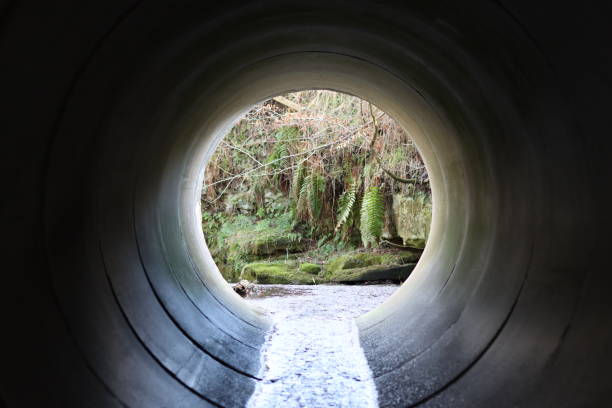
left=2, top=1, right=612, bottom=407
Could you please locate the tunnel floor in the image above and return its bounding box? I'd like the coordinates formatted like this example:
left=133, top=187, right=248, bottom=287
left=246, top=284, right=397, bottom=407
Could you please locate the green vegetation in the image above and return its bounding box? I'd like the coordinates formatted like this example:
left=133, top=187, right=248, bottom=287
left=238, top=249, right=420, bottom=284
left=324, top=250, right=420, bottom=274
left=360, top=186, right=385, bottom=248
left=201, top=90, right=432, bottom=282
left=202, top=212, right=302, bottom=281
left=299, top=263, right=322, bottom=274
left=241, top=262, right=321, bottom=284
left=328, top=264, right=415, bottom=283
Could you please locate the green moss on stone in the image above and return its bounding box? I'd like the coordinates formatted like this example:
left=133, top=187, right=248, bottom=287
left=379, top=250, right=421, bottom=264
left=402, top=238, right=426, bottom=249
left=330, top=263, right=416, bottom=283
left=392, top=193, right=432, bottom=247
left=245, top=235, right=302, bottom=256
left=239, top=250, right=420, bottom=285
left=240, top=262, right=320, bottom=284
left=299, top=262, right=322, bottom=274
left=325, top=250, right=420, bottom=275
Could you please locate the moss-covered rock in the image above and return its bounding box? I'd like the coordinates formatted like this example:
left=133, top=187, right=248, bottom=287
left=379, top=250, right=421, bottom=265
left=330, top=263, right=416, bottom=283
left=237, top=249, right=419, bottom=285
left=325, top=250, right=420, bottom=275
left=325, top=252, right=377, bottom=275
left=240, top=262, right=321, bottom=284
left=392, top=193, right=431, bottom=249
left=402, top=238, right=427, bottom=249
left=208, top=213, right=305, bottom=280
left=299, top=262, right=322, bottom=274
left=245, top=235, right=302, bottom=256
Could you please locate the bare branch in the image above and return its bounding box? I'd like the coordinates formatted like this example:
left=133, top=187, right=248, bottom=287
left=375, top=156, right=417, bottom=184
left=221, top=141, right=262, bottom=165
left=204, top=129, right=366, bottom=189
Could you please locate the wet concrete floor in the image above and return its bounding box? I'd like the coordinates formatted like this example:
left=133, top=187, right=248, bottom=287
left=246, top=284, right=398, bottom=408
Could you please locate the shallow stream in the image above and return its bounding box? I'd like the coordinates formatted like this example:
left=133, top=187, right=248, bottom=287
left=246, top=284, right=398, bottom=408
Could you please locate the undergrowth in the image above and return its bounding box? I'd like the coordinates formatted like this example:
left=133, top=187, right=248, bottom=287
left=201, top=90, right=432, bottom=281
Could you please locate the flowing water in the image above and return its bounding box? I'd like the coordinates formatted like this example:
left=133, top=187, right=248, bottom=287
left=246, top=284, right=398, bottom=408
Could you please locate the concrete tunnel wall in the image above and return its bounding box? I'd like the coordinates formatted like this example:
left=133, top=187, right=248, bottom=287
left=1, top=1, right=612, bottom=407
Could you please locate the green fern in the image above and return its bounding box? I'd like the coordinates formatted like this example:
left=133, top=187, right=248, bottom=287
left=296, top=174, right=310, bottom=219
left=276, top=143, right=289, bottom=169
left=307, top=172, right=326, bottom=219
left=267, top=127, right=295, bottom=172
left=360, top=186, right=385, bottom=248
left=335, top=179, right=358, bottom=231
left=294, top=170, right=326, bottom=223
left=342, top=158, right=353, bottom=179
left=275, top=125, right=300, bottom=141
left=291, top=161, right=305, bottom=200
left=267, top=141, right=289, bottom=170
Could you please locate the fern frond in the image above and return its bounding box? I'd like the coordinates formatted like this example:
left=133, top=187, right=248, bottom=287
left=360, top=186, right=385, bottom=248
left=275, top=143, right=289, bottom=169
left=307, top=173, right=325, bottom=219
left=296, top=174, right=310, bottom=219
left=291, top=162, right=305, bottom=200
left=267, top=141, right=289, bottom=169
left=335, top=180, right=358, bottom=231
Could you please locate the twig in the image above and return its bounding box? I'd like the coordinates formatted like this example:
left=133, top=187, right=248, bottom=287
left=221, top=141, right=262, bottom=165
left=202, top=154, right=315, bottom=203
left=204, top=132, right=362, bottom=189
left=375, top=156, right=417, bottom=184
left=368, top=102, right=379, bottom=151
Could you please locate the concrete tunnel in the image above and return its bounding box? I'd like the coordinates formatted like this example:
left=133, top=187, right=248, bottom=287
left=2, top=1, right=612, bottom=407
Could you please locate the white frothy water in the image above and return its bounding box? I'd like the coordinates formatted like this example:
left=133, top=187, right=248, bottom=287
left=246, top=284, right=397, bottom=408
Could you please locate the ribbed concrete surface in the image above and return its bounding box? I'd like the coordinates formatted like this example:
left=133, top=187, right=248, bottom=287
left=1, top=1, right=611, bottom=407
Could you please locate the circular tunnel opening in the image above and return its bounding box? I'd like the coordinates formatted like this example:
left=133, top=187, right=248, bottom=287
left=177, top=53, right=451, bottom=325
left=198, top=89, right=432, bottom=300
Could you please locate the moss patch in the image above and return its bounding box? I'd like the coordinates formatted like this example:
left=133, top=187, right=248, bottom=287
left=299, top=262, right=322, bottom=274
left=392, top=193, right=431, bottom=248
left=206, top=213, right=303, bottom=281
left=244, top=235, right=302, bottom=256
left=330, top=263, right=416, bottom=283
left=379, top=250, right=421, bottom=265
left=241, top=262, right=320, bottom=284
left=326, top=250, right=420, bottom=275
left=401, top=238, right=426, bottom=249
left=240, top=252, right=418, bottom=284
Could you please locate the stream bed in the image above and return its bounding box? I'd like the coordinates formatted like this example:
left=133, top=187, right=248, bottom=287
left=246, top=284, right=398, bottom=408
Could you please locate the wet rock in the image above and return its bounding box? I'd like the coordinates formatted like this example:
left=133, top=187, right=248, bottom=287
left=233, top=282, right=248, bottom=297
left=233, top=279, right=255, bottom=297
